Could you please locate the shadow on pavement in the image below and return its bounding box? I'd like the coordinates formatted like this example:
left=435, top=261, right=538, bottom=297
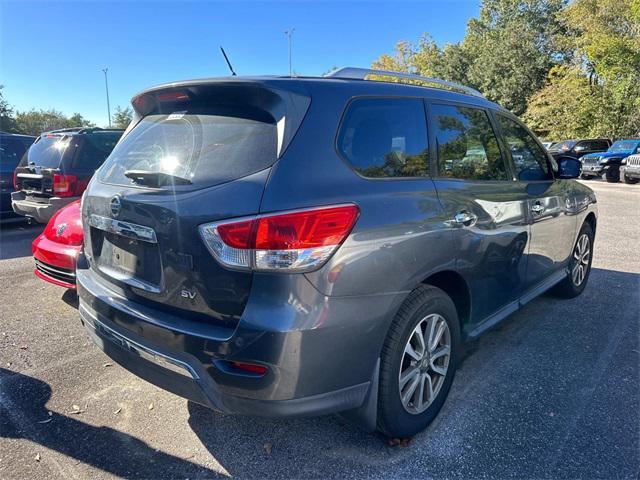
left=0, top=368, right=218, bottom=478
left=0, top=222, right=42, bottom=260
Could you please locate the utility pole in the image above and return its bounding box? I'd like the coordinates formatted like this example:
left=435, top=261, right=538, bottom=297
left=284, top=28, right=295, bottom=77
left=102, top=68, right=111, bottom=127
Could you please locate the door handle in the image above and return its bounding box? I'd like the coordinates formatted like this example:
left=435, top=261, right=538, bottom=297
left=452, top=211, right=477, bottom=227
left=531, top=202, right=545, bottom=215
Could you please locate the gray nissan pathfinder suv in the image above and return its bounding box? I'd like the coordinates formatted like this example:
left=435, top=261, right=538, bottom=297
left=77, top=68, right=597, bottom=438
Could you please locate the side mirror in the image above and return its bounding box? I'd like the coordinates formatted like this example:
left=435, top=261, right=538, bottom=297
left=558, top=157, right=581, bottom=179
left=636, top=146, right=640, bottom=154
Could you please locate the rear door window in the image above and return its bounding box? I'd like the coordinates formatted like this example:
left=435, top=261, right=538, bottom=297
left=337, top=98, right=429, bottom=178
left=71, top=133, right=122, bottom=170
left=430, top=104, right=508, bottom=181
left=98, top=112, right=277, bottom=188
left=496, top=114, right=552, bottom=181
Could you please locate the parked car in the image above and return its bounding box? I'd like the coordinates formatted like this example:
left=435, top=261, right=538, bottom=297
left=548, top=138, right=611, bottom=161
left=76, top=68, right=596, bottom=438
left=580, top=139, right=640, bottom=182
left=12, top=127, right=123, bottom=223
left=620, top=154, right=640, bottom=184
left=0, top=132, right=35, bottom=220
left=32, top=200, right=82, bottom=288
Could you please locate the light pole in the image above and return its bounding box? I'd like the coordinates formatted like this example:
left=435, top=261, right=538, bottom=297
left=284, top=28, right=295, bottom=77
left=102, top=68, right=111, bottom=127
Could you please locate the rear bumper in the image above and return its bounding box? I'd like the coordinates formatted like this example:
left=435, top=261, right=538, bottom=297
left=11, top=191, right=79, bottom=223
left=77, top=260, right=402, bottom=418
left=32, top=233, right=80, bottom=288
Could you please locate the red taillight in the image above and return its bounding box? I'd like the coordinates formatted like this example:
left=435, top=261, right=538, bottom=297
left=230, top=361, right=268, bottom=375
left=199, top=205, right=359, bottom=272
left=254, top=207, right=359, bottom=250
left=216, top=219, right=255, bottom=249
left=53, top=174, right=78, bottom=197
left=13, top=171, right=18, bottom=190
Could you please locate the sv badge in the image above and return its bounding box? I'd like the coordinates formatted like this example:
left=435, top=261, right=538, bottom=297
left=181, top=289, right=197, bottom=300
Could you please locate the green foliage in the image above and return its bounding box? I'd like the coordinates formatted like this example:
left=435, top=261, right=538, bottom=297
left=12, top=109, right=94, bottom=136
left=112, top=106, right=133, bottom=129
left=373, top=0, right=640, bottom=139
left=0, top=85, right=19, bottom=133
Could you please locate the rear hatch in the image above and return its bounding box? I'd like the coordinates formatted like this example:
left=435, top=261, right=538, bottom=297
left=82, top=80, right=311, bottom=325
left=15, top=135, right=71, bottom=197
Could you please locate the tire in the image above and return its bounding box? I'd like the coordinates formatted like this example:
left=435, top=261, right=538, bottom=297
left=623, top=175, right=639, bottom=184
left=551, top=222, right=594, bottom=298
left=580, top=174, right=591, bottom=180
left=377, top=285, right=460, bottom=438
left=605, top=166, right=620, bottom=183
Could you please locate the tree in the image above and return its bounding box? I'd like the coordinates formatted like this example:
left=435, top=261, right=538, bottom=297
left=526, top=0, right=640, bottom=139
left=68, top=113, right=95, bottom=128
left=112, top=106, right=133, bottom=129
left=0, top=85, right=19, bottom=133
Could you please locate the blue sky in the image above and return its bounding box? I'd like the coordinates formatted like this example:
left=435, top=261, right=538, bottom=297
left=1, top=1, right=480, bottom=126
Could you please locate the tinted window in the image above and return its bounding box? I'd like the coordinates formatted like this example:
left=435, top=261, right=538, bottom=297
left=22, top=136, right=73, bottom=169
left=496, top=114, right=551, bottom=181
left=71, top=133, right=122, bottom=170
left=592, top=140, right=610, bottom=151
left=609, top=140, right=640, bottom=152
left=337, top=98, right=429, bottom=178
left=98, top=113, right=277, bottom=188
left=0, top=137, right=29, bottom=170
left=431, top=104, right=507, bottom=181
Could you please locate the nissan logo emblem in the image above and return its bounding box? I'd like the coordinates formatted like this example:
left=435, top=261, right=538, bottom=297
left=110, top=195, right=122, bottom=218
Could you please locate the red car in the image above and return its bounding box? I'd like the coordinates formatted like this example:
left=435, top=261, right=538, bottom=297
left=32, top=200, right=82, bottom=288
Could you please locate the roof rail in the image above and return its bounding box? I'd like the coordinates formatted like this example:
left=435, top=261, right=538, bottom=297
left=46, top=127, right=85, bottom=134
left=324, top=67, right=485, bottom=99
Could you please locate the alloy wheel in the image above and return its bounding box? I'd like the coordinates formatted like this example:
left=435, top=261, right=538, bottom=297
left=572, top=233, right=590, bottom=286
left=398, top=313, right=451, bottom=414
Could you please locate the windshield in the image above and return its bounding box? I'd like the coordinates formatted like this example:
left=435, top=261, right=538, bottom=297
left=98, top=113, right=277, bottom=189
left=549, top=140, right=576, bottom=151
left=608, top=140, right=639, bottom=152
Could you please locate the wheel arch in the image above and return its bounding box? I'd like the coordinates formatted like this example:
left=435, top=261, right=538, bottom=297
left=421, top=270, right=471, bottom=330
left=584, top=211, right=597, bottom=232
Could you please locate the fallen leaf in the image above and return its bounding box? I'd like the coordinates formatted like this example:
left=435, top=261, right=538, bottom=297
left=35, top=453, right=41, bottom=462
left=6, top=362, right=11, bottom=367
left=70, top=405, right=83, bottom=414
left=103, top=363, right=113, bottom=367
left=114, top=407, right=122, bottom=415
left=36, top=418, right=52, bottom=424
left=19, top=345, right=28, bottom=350
left=148, top=403, right=154, bottom=411
left=263, top=443, right=273, bottom=455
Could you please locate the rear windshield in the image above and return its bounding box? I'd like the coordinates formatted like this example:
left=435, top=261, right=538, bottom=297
left=23, top=136, right=72, bottom=168
left=97, top=113, right=277, bottom=188
left=0, top=137, right=30, bottom=170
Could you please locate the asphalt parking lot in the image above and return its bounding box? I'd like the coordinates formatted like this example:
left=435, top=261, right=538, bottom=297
left=0, top=180, right=638, bottom=480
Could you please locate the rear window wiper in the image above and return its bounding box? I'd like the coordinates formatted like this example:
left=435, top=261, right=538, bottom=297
left=124, top=170, right=192, bottom=187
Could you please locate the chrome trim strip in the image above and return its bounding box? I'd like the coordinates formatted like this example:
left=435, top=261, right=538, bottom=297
left=80, top=303, right=198, bottom=379
left=35, top=259, right=76, bottom=279
left=89, top=214, right=157, bottom=244
left=17, top=173, right=44, bottom=179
